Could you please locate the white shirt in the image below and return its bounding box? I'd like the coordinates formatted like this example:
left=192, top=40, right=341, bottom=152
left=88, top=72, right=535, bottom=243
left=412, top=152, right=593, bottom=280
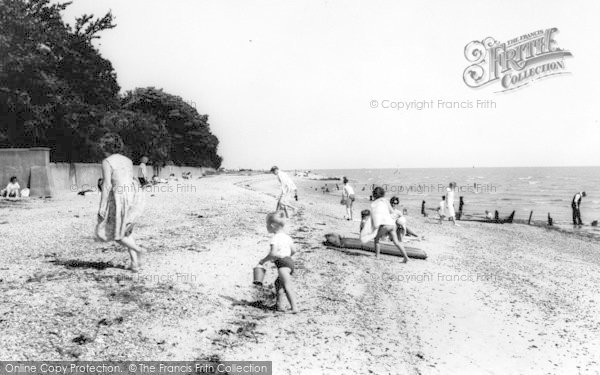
left=370, top=198, right=395, bottom=227
left=439, top=200, right=446, bottom=214
left=269, top=232, right=294, bottom=258
left=446, top=187, right=455, bottom=206
left=391, top=208, right=403, bottom=221
left=6, top=182, right=20, bottom=193
left=139, top=163, right=147, bottom=178
left=277, top=171, right=297, bottom=195
left=343, top=184, right=355, bottom=197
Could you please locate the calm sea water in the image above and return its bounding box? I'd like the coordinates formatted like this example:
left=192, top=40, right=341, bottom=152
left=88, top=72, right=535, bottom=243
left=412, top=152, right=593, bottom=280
left=312, top=167, right=600, bottom=234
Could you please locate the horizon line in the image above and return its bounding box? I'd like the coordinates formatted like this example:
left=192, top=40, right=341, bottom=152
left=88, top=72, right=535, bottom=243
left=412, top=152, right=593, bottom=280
left=226, top=165, right=600, bottom=170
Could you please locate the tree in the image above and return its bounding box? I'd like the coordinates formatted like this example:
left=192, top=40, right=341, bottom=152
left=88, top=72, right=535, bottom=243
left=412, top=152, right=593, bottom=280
left=121, top=88, right=222, bottom=168
left=0, top=0, right=119, bottom=161
left=1, top=0, right=222, bottom=167
left=100, top=110, right=171, bottom=165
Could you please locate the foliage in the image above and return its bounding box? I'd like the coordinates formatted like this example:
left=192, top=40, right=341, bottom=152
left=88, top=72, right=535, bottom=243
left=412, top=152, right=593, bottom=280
left=100, top=109, right=171, bottom=165
left=121, top=88, right=222, bottom=168
left=0, top=0, right=119, bottom=161
left=0, top=0, right=222, bottom=167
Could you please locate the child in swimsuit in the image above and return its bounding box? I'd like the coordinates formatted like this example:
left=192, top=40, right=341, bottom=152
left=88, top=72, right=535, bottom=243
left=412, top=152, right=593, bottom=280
left=258, top=211, right=299, bottom=313
left=438, top=196, right=446, bottom=224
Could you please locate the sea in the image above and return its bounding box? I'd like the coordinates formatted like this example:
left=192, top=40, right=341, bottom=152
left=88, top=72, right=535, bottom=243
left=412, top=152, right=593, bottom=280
left=311, top=167, right=600, bottom=238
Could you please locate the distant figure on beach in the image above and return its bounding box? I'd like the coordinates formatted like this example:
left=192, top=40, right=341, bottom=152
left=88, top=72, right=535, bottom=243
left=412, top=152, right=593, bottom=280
left=341, top=177, right=355, bottom=221
left=96, top=135, right=146, bottom=272
left=571, top=191, right=586, bottom=225
left=1, top=176, right=21, bottom=198
left=446, top=182, right=459, bottom=226
left=257, top=211, right=298, bottom=313
left=368, top=187, right=409, bottom=262
left=390, top=196, right=421, bottom=241
left=438, top=196, right=446, bottom=224
left=270, top=166, right=297, bottom=218
left=138, top=156, right=149, bottom=187
left=485, top=210, right=494, bottom=220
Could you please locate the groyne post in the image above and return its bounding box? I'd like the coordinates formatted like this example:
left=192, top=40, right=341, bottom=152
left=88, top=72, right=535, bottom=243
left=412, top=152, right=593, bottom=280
left=528, top=211, right=533, bottom=225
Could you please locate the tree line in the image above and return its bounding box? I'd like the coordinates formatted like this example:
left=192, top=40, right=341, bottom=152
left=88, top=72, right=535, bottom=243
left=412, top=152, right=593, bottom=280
left=0, top=0, right=222, bottom=168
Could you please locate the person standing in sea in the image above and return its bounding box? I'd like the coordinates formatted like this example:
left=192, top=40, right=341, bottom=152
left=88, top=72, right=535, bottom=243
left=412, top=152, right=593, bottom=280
left=571, top=191, right=586, bottom=226
left=96, top=134, right=146, bottom=272
left=271, top=166, right=297, bottom=218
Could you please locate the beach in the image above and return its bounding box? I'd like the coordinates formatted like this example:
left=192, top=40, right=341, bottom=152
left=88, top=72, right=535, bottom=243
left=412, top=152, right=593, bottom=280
left=1, top=174, right=599, bottom=374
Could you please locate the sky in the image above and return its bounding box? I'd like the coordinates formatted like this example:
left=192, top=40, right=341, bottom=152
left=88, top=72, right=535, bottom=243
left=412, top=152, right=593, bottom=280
left=59, top=0, right=600, bottom=169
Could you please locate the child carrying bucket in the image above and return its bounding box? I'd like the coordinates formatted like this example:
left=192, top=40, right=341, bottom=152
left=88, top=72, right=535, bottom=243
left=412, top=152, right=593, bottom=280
left=255, top=211, right=299, bottom=313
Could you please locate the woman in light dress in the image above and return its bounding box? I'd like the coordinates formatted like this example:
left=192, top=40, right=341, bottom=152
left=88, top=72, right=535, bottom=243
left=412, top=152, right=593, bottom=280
left=446, top=182, right=459, bottom=226
left=96, top=135, right=146, bottom=271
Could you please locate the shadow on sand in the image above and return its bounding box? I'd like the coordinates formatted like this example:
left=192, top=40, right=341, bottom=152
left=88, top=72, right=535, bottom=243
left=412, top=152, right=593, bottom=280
left=219, top=294, right=277, bottom=312
left=50, top=259, right=126, bottom=271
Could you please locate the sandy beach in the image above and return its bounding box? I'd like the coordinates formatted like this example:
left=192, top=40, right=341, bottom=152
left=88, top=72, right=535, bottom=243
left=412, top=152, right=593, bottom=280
left=1, top=174, right=599, bottom=374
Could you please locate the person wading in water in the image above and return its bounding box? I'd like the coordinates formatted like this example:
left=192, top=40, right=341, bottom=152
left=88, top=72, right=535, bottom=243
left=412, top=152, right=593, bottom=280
left=572, top=191, right=586, bottom=226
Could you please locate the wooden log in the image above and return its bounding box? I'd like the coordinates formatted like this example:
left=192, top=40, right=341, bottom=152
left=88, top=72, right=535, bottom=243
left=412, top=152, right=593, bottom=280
left=461, top=211, right=515, bottom=224
left=324, top=233, right=427, bottom=260
left=528, top=211, right=533, bottom=225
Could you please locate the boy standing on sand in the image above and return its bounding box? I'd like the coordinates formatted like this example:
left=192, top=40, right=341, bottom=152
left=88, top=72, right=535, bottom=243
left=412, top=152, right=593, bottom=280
left=342, top=177, right=355, bottom=221
left=258, top=211, right=299, bottom=313
left=438, top=196, right=446, bottom=224
left=271, top=166, right=298, bottom=218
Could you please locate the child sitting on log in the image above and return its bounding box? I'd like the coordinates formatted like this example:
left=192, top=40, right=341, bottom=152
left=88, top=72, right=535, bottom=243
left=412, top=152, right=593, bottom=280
left=390, top=196, right=422, bottom=242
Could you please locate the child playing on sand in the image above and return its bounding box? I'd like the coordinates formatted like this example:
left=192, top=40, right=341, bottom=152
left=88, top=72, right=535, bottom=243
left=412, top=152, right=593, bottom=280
left=1, top=176, right=21, bottom=198
left=257, top=211, right=299, bottom=313
left=370, top=187, right=409, bottom=262
left=438, top=196, right=446, bottom=224
left=390, top=196, right=422, bottom=242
